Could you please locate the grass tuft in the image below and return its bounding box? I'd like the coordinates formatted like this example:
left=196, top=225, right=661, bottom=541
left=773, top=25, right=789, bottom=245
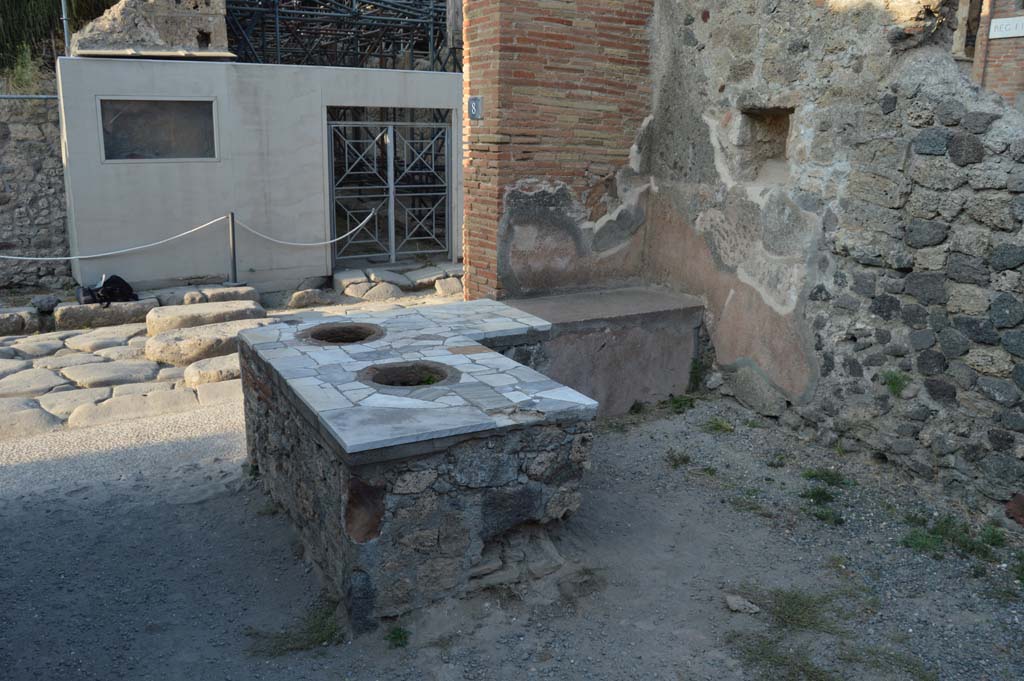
left=729, top=631, right=837, bottom=681
left=901, top=514, right=997, bottom=561
left=385, top=626, right=410, bottom=649
left=702, top=417, right=735, bottom=434
left=880, top=370, right=911, bottom=398
left=664, top=448, right=691, bottom=469
left=799, top=486, right=836, bottom=506
left=661, top=393, right=696, bottom=414
left=811, top=507, right=845, bottom=526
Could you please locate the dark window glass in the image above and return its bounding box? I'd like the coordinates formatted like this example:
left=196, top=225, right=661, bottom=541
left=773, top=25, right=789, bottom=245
left=101, top=99, right=216, bottom=161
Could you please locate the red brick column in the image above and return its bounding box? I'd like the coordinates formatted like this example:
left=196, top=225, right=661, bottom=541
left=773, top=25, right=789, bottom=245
left=973, top=0, right=1024, bottom=105
left=461, top=0, right=654, bottom=300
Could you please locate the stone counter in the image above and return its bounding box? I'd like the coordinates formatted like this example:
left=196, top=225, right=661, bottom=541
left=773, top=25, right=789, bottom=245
left=238, top=300, right=597, bottom=631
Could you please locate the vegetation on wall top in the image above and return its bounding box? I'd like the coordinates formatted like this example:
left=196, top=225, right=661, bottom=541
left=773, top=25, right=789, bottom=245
left=0, top=0, right=117, bottom=68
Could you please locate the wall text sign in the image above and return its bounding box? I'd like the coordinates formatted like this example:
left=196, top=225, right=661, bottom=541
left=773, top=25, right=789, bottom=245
left=990, top=16, right=1024, bottom=40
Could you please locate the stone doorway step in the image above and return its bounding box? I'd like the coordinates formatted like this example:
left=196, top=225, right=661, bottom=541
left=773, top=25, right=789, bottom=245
left=332, top=259, right=464, bottom=302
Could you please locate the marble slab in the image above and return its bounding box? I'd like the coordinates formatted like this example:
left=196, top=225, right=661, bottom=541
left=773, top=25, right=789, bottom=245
left=240, top=300, right=596, bottom=455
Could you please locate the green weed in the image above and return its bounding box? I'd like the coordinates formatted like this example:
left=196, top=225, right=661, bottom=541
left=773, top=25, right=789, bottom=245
left=799, top=486, right=836, bottom=506
left=802, top=468, right=848, bottom=487
left=880, top=370, right=911, bottom=398
left=385, top=626, right=410, bottom=649
left=664, top=448, right=691, bottom=469
left=247, top=599, right=344, bottom=656
left=702, top=417, right=735, bottom=434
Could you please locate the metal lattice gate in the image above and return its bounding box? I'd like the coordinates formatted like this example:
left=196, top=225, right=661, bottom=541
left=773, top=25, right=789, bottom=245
left=330, top=122, right=451, bottom=262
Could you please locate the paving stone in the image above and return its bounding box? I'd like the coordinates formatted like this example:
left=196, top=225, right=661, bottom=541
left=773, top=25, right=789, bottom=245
left=94, top=344, right=145, bottom=361
left=184, top=353, right=240, bottom=388
left=33, top=353, right=107, bottom=371
left=435, top=277, right=464, bottom=297
left=345, top=282, right=375, bottom=298
left=0, top=358, right=30, bottom=379
left=288, top=289, right=339, bottom=309
left=406, top=266, right=447, bottom=288
left=0, top=307, right=40, bottom=335
left=366, top=268, right=414, bottom=289
left=53, top=299, right=159, bottom=330
left=201, top=286, right=261, bottom=303
left=11, top=339, right=65, bottom=359
left=333, top=269, right=369, bottom=290
left=64, top=323, right=148, bottom=352
left=67, top=389, right=199, bottom=428
left=146, top=300, right=266, bottom=336
left=441, top=263, right=464, bottom=277
left=112, top=381, right=174, bottom=397
left=157, top=367, right=186, bottom=383
left=0, top=405, right=62, bottom=440
left=363, top=282, right=404, bottom=302
left=0, top=347, right=14, bottom=359
left=37, top=387, right=111, bottom=419
left=196, top=379, right=243, bottom=405
left=61, top=359, right=160, bottom=388
left=145, top=318, right=274, bottom=366
left=0, top=368, right=70, bottom=398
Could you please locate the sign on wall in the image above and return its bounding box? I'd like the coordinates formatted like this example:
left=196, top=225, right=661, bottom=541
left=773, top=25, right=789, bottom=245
left=990, top=16, right=1024, bottom=40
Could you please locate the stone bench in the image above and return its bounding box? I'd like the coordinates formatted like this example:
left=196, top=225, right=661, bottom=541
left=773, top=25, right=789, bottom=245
left=238, top=300, right=596, bottom=632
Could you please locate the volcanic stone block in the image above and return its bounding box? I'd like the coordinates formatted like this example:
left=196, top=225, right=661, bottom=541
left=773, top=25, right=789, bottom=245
left=905, top=219, right=949, bottom=248
left=991, top=293, right=1024, bottom=329
left=904, top=272, right=948, bottom=305
left=146, top=300, right=266, bottom=336
left=911, top=128, right=951, bottom=156
left=948, top=132, right=985, bottom=167
left=990, top=244, right=1024, bottom=272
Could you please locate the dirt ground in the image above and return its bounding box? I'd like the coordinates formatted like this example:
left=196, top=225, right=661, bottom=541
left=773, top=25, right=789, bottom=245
left=1, top=397, right=1022, bottom=681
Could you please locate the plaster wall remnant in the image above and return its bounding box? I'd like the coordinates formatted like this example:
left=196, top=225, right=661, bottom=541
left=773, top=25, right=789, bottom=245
left=462, top=0, right=1024, bottom=513
left=72, top=0, right=230, bottom=56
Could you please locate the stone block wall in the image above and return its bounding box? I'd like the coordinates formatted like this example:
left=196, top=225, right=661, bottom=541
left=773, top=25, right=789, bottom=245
left=972, top=0, right=1024, bottom=108
left=0, top=98, right=72, bottom=292
left=462, top=0, right=654, bottom=299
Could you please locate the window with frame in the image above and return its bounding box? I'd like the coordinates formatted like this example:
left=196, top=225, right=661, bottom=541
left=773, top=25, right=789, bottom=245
left=100, top=99, right=217, bottom=161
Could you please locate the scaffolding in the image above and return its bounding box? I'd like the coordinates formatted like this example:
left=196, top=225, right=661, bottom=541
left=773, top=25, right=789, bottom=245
left=225, top=0, right=461, bottom=72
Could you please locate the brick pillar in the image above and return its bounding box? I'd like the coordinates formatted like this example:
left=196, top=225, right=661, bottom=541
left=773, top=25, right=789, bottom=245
left=461, top=0, right=654, bottom=300
left=973, top=0, right=1024, bottom=107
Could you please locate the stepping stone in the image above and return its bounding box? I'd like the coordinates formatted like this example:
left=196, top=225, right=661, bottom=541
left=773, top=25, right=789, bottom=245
left=37, top=387, right=111, bottom=419
left=53, top=299, right=158, bottom=330
left=184, top=353, right=240, bottom=388
left=0, top=404, right=61, bottom=440
left=61, top=359, right=160, bottom=388
left=112, top=381, right=174, bottom=397
left=197, top=379, right=242, bottom=405
left=0, top=368, right=69, bottom=398
left=435, top=277, right=464, bottom=297
left=95, top=345, right=144, bottom=361
left=345, top=282, right=375, bottom=298
left=65, top=324, right=148, bottom=352
left=200, top=286, right=261, bottom=303
left=0, top=358, right=30, bottom=379
left=366, top=268, right=413, bottom=288
left=145, top=318, right=274, bottom=367
left=363, top=282, right=404, bottom=302
left=12, top=340, right=65, bottom=359
left=405, top=266, right=447, bottom=288
left=441, top=263, right=464, bottom=277
left=67, top=389, right=199, bottom=428
left=33, top=353, right=108, bottom=371
left=0, top=347, right=14, bottom=359
left=146, top=300, right=266, bottom=336
left=333, top=269, right=368, bottom=290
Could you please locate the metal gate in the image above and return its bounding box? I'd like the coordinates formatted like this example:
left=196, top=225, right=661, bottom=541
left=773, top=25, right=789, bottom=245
left=330, top=122, right=451, bottom=262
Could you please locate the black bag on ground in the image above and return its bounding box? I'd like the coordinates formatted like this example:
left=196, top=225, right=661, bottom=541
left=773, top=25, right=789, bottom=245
left=76, top=274, right=138, bottom=308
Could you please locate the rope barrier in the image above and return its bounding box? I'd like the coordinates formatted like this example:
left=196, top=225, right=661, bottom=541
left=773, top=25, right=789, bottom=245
left=0, top=216, right=228, bottom=262
left=234, top=210, right=376, bottom=247
left=0, top=210, right=376, bottom=262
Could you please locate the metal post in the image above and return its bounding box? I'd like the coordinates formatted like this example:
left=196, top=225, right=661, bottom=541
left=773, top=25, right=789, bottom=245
left=226, top=212, right=239, bottom=285
left=60, top=0, right=71, bottom=56
left=386, top=126, right=397, bottom=263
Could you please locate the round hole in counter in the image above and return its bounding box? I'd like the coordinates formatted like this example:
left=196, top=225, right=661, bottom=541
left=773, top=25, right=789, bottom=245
left=362, top=361, right=453, bottom=387
left=300, top=322, right=384, bottom=345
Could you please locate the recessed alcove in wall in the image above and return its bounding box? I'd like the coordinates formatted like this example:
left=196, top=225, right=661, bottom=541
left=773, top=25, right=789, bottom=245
left=735, top=106, right=795, bottom=185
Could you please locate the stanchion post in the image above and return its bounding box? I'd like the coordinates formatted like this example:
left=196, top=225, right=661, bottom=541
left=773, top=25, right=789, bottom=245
left=226, top=212, right=239, bottom=285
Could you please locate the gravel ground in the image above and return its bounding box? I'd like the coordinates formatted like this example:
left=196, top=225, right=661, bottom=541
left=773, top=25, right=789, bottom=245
left=1, top=397, right=1022, bottom=680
